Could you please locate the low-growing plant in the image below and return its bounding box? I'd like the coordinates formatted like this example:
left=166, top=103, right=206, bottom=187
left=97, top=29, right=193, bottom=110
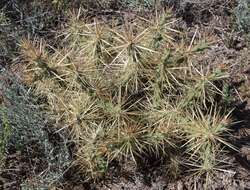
left=183, top=107, right=234, bottom=152
left=19, top=9, right=235, bottom=185
left=0, top=111, right=11, bottom=162
left=235, top=0, right=250, bottom=33
left=0, top=72, right=71, bottom=189
left=109, top=123, right=148, bottom=162
left=75, top=123, right=110, bottom=181
left=186, top=145, right=232, bottom=190
left=182, top=65, right=228, bottom=108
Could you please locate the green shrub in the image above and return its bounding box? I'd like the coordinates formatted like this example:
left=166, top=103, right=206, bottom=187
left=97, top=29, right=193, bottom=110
left=0, top=111, right=11, bottom=162
left=0, top=72, right=71, bottom=189
left=235, top=0, right=250, bottom=33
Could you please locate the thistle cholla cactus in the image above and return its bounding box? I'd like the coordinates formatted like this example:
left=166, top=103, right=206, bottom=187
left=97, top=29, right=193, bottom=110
left=19, top=9, right=235, bottom=186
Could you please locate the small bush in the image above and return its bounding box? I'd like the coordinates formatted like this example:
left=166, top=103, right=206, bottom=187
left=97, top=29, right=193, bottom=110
left=235, top=0, right=250, bottom=33
left=0, top=72, right=71, bottom=189
left=0, top=111, right=11, bottom=163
